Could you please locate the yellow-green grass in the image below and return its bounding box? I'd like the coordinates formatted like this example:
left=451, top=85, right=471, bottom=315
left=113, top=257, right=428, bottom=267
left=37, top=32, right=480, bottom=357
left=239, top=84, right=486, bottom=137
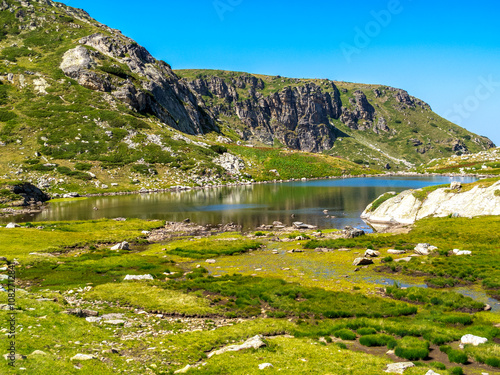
left=47, top=197, right=88, bottom=203
left=86, top=282, right=216, bottom=316
left=0, top=219, right=162, bottom=261
left=189, top=336, right=391, bottom=375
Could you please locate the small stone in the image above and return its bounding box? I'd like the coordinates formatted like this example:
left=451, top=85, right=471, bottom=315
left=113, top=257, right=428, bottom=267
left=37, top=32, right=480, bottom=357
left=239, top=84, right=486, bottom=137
left=352, top=257, right=373, bottom=266
left=124, top=274, right=154, bottom=281
left=206, top=259, right=216, bottom=264
left=70, top=354, right=96, bottom=361
left=258, top=363, right=273, bottom=370
left=6, top=223, right=20, bottom=229
left=174, top=364, right=192, bottom=374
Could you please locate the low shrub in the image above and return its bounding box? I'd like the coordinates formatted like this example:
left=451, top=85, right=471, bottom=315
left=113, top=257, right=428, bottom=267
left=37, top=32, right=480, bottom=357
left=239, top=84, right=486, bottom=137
left=333, top=329, right=356, bottom=341
left=429, top=361, right=446, bottom=370
left=394, top=336, right=430, bottom=360
left=210, top=145, right=227, bottom=154
left=357, top=327, right=377, bottom=336
left=449, top=367, right=464, bottom=375
left=447, top=349, right=468, bottom=364
left=359, top=334, right=396, bottom=347
left=74, top=162, right=92, bottom=171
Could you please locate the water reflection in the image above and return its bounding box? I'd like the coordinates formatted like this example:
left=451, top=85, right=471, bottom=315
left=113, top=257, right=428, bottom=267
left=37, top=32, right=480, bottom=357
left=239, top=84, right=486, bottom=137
left=4, top=176, right=476, bottom=229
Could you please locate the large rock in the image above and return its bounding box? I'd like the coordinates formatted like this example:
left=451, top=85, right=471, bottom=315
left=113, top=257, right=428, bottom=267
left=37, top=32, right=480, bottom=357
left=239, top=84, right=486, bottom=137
left=461, top=334, right=487, bottom=346
left=384, top=362, right=415, bottom=374
left=207, top=335, right=266, bottom=358
left=353, top=257, right=374, bottom=266
left=362, top=180, right=500, bottom=226
left=111, top=241, right=129, bottom=251
left=342, top=226, right=365, bottom=239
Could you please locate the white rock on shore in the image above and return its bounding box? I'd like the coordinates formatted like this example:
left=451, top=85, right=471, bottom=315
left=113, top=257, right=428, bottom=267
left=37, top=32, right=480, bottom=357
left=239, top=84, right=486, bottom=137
left=361, top=180, right=500, bottom=226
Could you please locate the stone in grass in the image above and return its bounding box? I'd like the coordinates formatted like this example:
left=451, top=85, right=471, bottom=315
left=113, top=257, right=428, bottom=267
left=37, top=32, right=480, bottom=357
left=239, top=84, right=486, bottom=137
left=364, top=249, right=381, bottom=257
left=425, top=370, right=441, bottom=375
left=352, top=257, right=374, bottom=266
left=258, top=363, right=273, bottom=370
left=206, top=259, right=216, bottom=264
left=70, top=353, right=96, bottom=361
left=387, top=249, right=406, bottom=255
left=461, top=334, right=488, bottom=346
left=3, top=353, right=26, bottom=361
left=111, top=241, right=130, bottom=251
left=384, top=362, right=415, bottom=374
left=5, top=223, right=20, bottom=228
left=207, top=335, right=266, bottom=358
left=452, top=249, right=472, bottom=256
left=174, top=364, right=192, bottom=374
left=29, top=350, right=47, bottom=356
left=124, top=274, right=154, bottom=281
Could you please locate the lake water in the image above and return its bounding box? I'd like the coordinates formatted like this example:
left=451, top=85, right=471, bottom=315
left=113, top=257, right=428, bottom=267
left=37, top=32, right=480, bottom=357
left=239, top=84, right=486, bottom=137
left=7, top=176, right=476, bottom=230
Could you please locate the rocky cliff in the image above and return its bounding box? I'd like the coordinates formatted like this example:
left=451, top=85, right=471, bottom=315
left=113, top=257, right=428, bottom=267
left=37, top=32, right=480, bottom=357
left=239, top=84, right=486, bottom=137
left=177, top=70, right=495, bottom=166
left=361, top=179, right=500, bottom=228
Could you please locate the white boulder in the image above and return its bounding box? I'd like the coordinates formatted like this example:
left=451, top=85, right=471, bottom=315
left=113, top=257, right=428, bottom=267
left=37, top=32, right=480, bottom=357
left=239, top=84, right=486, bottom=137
left=461, top=334, right=488, bottom=346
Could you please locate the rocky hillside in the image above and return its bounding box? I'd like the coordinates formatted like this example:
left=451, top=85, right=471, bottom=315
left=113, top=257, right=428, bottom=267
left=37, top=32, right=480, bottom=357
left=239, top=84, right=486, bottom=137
left=177, top=69, right=495, bottom=169
left=0, top=0, right=495, bottom=197
left=418, top=147, right=500, bottom=175
left=0, top=0, right=379, bottom=196
left=361, top=178, right=500, bottom=229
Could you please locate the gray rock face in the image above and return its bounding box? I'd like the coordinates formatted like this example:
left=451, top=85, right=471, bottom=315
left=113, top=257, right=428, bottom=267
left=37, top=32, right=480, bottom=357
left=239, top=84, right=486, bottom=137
left=186, top=78, right=341, bottom=152
left=362, top=181, right=500, bottom=226
left=9, top=183, right=50, bottom=206
left=60, top=33, right=217, bottom=136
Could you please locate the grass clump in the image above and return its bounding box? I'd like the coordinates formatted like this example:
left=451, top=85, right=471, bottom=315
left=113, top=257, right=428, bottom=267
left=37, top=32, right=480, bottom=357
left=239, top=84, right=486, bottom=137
left=464, top=342, right=500, bottom=368
left=447, top=349, right=468, bottom=364
left=168, top=240, right=261, bottom=259
left=357, top=327, right=378, bottom=336
left=333, top=329, right=357, bottom=340
left=168, top=274, right=417, bottom=319
left=394, top=336, right=430, bottom=360
left=359, top=334, right=396, bottom=347
left=385, top=286, right=485, bottom=312
left=87, top=282, right=216, bottom=316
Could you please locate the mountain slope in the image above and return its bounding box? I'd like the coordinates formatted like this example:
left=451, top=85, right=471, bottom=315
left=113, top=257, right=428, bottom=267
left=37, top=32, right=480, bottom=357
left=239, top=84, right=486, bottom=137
left=0, top=0, right=374, bottom=195
left=0, top=0, right=495, bottom=198
left=176, top=69, right=495, bottom=169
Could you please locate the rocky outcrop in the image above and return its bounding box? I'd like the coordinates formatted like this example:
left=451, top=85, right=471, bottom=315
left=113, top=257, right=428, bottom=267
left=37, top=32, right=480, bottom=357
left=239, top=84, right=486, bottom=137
left=59, top=33, right=217, bottom=135
left=3, top=183, right=50, bottom=206
left=362, top=180, right=500, bottom=226
left=185, top=77, right=341, bottom=152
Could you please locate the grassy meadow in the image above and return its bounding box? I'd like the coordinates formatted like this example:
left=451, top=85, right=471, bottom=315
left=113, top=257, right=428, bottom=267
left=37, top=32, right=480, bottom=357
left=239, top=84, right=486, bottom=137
left=0, top=215, right=498, bottom=374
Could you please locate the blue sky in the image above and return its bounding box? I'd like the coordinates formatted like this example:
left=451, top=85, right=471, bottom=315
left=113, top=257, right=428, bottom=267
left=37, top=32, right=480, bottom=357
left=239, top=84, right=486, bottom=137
left=61, top=0, right=500, bottom=145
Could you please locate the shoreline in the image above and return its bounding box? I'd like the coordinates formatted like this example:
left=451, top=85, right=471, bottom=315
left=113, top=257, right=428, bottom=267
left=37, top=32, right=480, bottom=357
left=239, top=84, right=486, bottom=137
left=69, top=171, right=497, bottom=198
left=0, top=171, right=496, bottom=220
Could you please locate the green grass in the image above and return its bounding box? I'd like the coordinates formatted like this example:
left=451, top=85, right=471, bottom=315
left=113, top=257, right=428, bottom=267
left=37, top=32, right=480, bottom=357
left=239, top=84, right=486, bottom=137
left=87, top=282, right=216, bottom=315
left=166, top=274, right=417, bottom=318
left=394, top=336, right=430, bottom=360
left=168, top=239, right=262, bottom=259
left=0, top=219, right=162, bottom=262
left=385, top=286, right=484, bottom=312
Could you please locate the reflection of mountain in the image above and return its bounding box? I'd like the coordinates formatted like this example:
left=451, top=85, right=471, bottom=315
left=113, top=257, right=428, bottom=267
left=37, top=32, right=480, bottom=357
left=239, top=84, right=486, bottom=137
left=13, top=177, right=476, bottom=229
